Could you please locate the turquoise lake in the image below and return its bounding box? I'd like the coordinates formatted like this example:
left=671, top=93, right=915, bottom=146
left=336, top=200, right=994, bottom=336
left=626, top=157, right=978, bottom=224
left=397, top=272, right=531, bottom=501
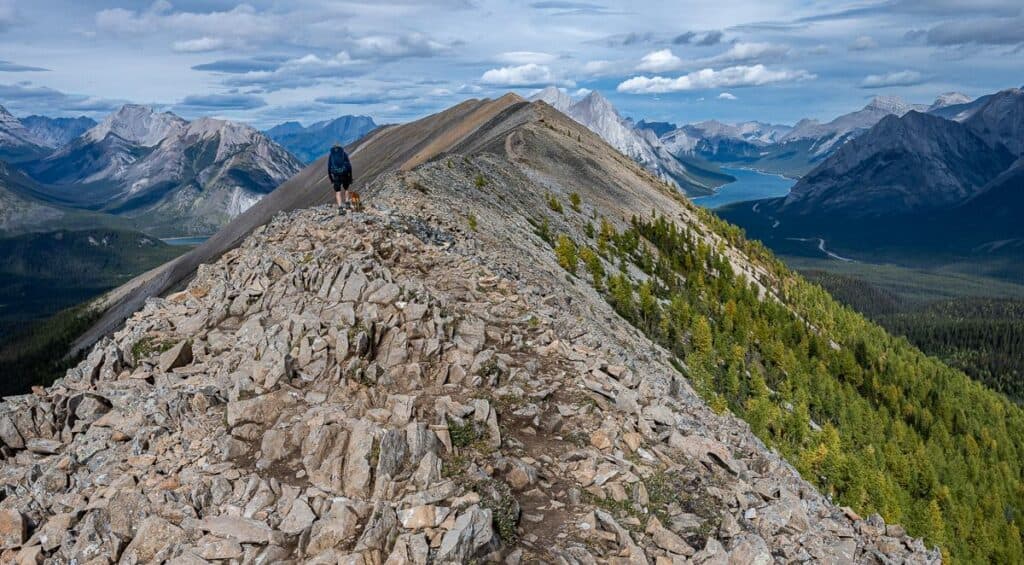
left=691, top=167, right=795, bottom=209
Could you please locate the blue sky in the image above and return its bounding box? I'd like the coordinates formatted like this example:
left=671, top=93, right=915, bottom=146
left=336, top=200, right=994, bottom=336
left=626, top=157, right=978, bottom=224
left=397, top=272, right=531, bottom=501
left=0, top=0, right=1021, bottom=128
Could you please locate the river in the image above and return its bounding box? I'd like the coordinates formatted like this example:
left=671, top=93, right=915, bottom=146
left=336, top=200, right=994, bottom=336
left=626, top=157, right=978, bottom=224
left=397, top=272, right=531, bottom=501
left=691, top=167, right=795, bottom=209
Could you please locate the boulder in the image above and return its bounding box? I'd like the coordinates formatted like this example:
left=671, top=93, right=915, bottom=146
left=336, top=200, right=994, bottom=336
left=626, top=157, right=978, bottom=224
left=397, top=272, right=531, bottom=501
left=0, top=510, right=27, bottom=549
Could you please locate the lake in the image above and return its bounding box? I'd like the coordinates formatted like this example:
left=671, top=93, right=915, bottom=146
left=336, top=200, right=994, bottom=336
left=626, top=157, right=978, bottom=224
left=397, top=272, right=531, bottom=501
left=692, top=167, right=795, bottom=209
left=160, top=236, right=210, bottom=247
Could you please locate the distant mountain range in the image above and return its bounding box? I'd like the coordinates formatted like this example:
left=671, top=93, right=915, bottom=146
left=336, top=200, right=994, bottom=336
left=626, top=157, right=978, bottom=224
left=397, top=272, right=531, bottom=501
left=0, top=104, right=305, bottom=236
left=718, top=87, right=1024, bottom=275
left=529, top=87, right=733, bottom=195
left=266, top=115, right=378, bottom=163
left=647, top=93, right=978, bottom=178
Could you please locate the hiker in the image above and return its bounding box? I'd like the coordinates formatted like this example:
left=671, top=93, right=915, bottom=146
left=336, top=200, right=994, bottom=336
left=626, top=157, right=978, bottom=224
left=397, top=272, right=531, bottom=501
left=328, top=143, right=354, bottom=213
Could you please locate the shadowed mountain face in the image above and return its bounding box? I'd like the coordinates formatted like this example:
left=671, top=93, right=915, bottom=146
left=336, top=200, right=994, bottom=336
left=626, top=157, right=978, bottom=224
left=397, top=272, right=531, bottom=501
left=780, top=111, right=1015, bottom=216
left=266, top=115, right=378, bottom=163
left=718, top=89, right=1024, bottom=270
left=19, top=115, right=96, bottom=149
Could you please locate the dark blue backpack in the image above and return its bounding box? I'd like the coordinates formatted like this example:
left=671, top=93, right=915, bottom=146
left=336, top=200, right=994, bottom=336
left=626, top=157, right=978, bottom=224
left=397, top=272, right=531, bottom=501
left=328, top=145, right=352, bottom=182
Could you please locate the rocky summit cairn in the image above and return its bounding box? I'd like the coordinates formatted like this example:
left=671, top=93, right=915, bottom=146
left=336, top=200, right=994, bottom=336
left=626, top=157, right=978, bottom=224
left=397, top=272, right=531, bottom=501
left=0, top=98, right=939, bottom=563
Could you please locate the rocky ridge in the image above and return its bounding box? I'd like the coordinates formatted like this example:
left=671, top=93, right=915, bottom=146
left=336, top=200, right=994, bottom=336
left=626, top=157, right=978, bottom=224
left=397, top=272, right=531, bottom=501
left=0, top=95, right=940, bottom=563
left=0, top=197, right=936, bottom=563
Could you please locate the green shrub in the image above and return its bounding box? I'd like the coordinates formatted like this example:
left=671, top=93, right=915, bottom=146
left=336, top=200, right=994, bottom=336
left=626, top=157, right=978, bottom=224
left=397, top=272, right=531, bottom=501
left=569, top=192, right=582, bottom=212
left=468, top=214, right=478, bottom=232
left=474, top=174, right=488, bottom=188
left=546, top=193, right=564, bottom=214
left=555, top=234, right=578, bottom=275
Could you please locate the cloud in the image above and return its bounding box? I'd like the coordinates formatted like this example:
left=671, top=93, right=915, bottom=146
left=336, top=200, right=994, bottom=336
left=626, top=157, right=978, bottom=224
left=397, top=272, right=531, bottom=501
left=849, top=35, right=878, bottom=51
left=0, top=60, right=48, bottom=72
left=178, top=93, right=267, bottom=110
left=617, top=65, right=815, bottom=94
left=673, top=31, right=696, bottom=45
left=528, top=1, right=625, bottom=16
left=172, top=37, right=226, bottom=53
left=96, top=2, right=279, bottom=40
left=718, top=92, right=737, bottom=100
left=696, top=30, right=723, bottom=46
left=704, top=42, right=789, bottom=65
left=496, top=51, right=557, bottom=65
left=591, top=32, right=658, bottom=47
left=480, top=63, right=572, bottom=86
left=860, top=70, right=925, bottom=88
left=348, top=33, right=452, bottom=60
left=0, top=82, right=124, bottom=115
left=925, top=16, right=1024, bottom=46
left=581, top=60, right=616, bottom=76
left=222, top=53, right=369, bottom=92
left=192, top=57, right=289, bottom=74
left=637, top=49, right=683, bottom=72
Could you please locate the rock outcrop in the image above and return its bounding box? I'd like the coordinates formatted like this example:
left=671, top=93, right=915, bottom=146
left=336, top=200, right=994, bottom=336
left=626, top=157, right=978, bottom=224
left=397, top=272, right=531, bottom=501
left=0, top=201, right=937, bottom=562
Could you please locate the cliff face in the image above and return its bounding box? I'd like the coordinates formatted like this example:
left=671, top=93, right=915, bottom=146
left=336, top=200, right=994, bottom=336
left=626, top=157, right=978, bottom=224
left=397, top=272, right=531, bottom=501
left=0, top=99, right=938, bottom=563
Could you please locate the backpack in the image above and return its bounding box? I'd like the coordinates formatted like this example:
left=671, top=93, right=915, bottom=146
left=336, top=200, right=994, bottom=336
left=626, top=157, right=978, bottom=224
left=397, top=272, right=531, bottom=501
left=328, top=146, right=352, bottom=182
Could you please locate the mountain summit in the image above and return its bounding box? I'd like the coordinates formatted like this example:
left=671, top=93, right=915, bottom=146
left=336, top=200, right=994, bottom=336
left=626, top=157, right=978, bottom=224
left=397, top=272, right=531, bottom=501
left=85, top=104, right=186, bottom=147
left=528, top=88, right=733, bottom=195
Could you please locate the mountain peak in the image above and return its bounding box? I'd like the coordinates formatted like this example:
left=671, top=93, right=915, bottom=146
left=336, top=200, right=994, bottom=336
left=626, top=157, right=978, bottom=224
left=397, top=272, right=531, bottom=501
left=929, top=92, right=972, bottom=110
left=528, top=86, right=574, bottom=112
left=86, top=104, right=186, bottom=147
left=864, top=95, right=913, bottom=115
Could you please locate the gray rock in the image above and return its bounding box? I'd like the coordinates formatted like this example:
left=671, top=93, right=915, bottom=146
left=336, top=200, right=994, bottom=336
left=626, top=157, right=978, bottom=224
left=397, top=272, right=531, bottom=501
left=159, top=340, right=193, bottom=372
left=436, top=505, right=493, bottom=563
left=279, top=499, right=317, bottom=535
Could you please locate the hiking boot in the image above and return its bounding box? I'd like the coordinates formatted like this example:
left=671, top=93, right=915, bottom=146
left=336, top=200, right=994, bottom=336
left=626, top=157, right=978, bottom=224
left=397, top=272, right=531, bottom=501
left=337, top=204, right=346, bottom=216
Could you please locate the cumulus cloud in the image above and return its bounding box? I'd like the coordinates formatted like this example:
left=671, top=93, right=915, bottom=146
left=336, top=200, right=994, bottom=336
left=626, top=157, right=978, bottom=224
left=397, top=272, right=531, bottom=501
left=860, top=70, right=925, bottom=88
left=580, top=60, right=618, bottom=77
left=849, top=35, right=878, bottom=51
left=704, top=42, right=789, bottom=65
left=172, top=37, right=226, bottom=53
left=926, top=16, right=1024, bottom=46
left=0, top=60, right=47, bottom=72
left=718, top=92, right=737, bottom=100
left=178, top=93, right=267, bottom=109
left=617, top=65, right=815, bottom=94
left=480, top=63, right=572, bottom=86
left=637, top=49, right=683, bottom=72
